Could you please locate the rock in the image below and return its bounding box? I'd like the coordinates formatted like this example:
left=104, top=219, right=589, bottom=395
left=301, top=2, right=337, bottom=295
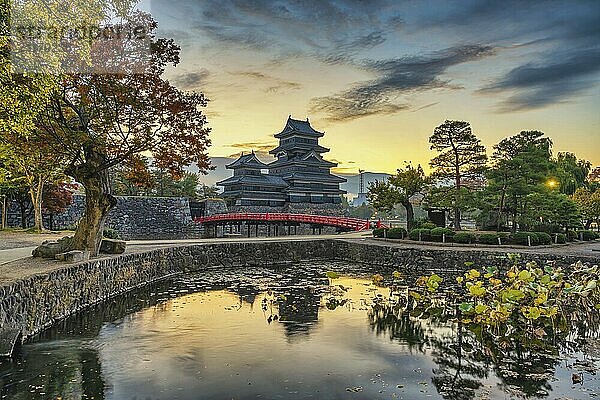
left=100, top=238, right=126, bottom=254
left=32, top=241, right=63, bottom=258
left=32, top=236, right=74, bottom=258
left=55, top=250, right=86, bottom=263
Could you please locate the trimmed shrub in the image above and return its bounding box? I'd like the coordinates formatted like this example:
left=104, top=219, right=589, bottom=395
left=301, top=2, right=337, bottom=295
left=420, top=222, right=438, bottom=230
left=430, top=227, right=454, bottom=242
left=513, top=232, right=539, bottom=246
left=103, top=228, right=121, bottom=239
left=373, top=228, right=388, bottom=238
left=554, top=233, right=567, bottom=244
left=478, top=233, right=501, bottom=245
left=567, top=230, right=579, bottom=241
left=453, top=232, right=476, bottom=244
left=577, top=230, right=599, bottom=241
left=534, top=232, right=552, bottom=245
left=413, top=218, right=435, bottom=229
left=531, top=223, right=562, bottom=234
left=387, top=227, right=408, bottom=239
left=409, top=228, right=431, bottom=241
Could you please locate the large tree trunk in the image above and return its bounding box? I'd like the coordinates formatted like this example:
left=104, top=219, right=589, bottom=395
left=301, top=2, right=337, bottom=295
left=18, top=198, right=28, bottom=228
left=29, top=176, right=44, bottom=231
left=454, top=170, right=462, bottom=231
left=496, top=187, right=506, bottom=232
left=70, top=160, right=117, bottom=257
left=403, top=200, right=415, bottom=232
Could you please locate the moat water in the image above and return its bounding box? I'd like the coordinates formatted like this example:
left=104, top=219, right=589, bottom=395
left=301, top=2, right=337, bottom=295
left=1, top=262, right=598, bottom=399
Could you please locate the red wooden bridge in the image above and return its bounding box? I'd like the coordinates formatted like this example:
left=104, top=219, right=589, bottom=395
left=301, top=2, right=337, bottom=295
left=194, top=213, right=372, bottom=231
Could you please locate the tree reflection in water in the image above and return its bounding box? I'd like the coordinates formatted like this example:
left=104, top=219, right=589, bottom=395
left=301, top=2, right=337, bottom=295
left=366, top=290, right=600, bottom=399
left=1, top=264, right=597, bottom=400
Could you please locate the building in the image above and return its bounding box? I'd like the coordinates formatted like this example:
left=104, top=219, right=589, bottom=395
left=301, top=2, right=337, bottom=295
left=218, top=152, right=287, bottom=207
left=218, top=116, right=346, bottom=207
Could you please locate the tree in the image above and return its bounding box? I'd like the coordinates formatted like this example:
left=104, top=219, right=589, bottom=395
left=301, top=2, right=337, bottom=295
left=42, top=182, right=76, bottom=230
left=0, top=0, right=120, bottom=136
left=553, top=152, right=591, bottom=195
left=368, top=164, right=429, bottom=231
left=112, top=155, right=155, bottom=196
left=0, top=132, right=67, bottom=230
left=485, top=131, right=553, bottom=232
left=521, top=191, right=581, bottom=232
left=35, top=11, right=211, bottom=255
left=429, top=120, right=487, bottom=230
left=572, top=187, right=600, bottom=230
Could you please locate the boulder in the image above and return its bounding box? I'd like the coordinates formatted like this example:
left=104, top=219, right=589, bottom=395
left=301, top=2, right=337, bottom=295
left=32, top=236, right=74, bottom=258
left=100, top=238, right=126, bottom=254
left=55, top=250, right=86, bottom=263
left=32, top=240, right=64, bottom=258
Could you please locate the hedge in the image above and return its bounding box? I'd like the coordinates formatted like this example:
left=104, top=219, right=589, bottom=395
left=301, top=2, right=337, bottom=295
left=478, top=233, right=501, bottom=245
left=453, top=232, right=476, bottom=244
left=577, top=230, right=600, bottom=241
left=409, top=228, right=431, bottom=241
left=373, top=228, right=388, bottom=238
left=387, top=227, right=408, bottom=239
left=567, top=230, right=579, bottom=241
left=513, top=232, right=540, bottom=246
left=534, top=232, right=552, bottom=245
left=554, top=233, right=567, bottom=244
left=430, top=227, right=454, bottom=242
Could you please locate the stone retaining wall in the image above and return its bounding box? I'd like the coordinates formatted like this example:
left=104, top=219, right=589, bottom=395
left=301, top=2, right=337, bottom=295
left=0, top=240, right=335, bottom=340
left=1, top=195, right=203, bottom=240
left=0, top=239, right=597, bottom=343
left=332, top=240, right=599, bottom=275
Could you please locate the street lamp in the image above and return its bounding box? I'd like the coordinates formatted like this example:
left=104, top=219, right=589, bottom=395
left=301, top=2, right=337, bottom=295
left=546, top=179, right=558, bottom=189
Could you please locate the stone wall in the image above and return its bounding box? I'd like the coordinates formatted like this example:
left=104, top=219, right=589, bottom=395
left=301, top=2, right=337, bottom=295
left=1, top=195, right=203, bottom=240
left=204, top=198, right=228, bottom=216
left=331, top=240, right=600, bottom=277
left=0, top=239, right=597, bottom=343
left=207, top=222, right=337, bottom=238
left=104, top=197, right=202, bottom=240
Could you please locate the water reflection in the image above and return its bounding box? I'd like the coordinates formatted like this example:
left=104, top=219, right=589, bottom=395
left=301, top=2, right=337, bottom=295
left=0, top=264, right=598, bottom=400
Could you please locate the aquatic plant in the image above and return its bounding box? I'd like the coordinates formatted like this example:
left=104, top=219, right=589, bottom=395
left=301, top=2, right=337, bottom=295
left=404, top=255, right=599, bottom=345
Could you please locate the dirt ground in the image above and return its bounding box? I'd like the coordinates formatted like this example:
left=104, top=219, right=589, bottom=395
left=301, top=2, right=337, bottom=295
left=0, top=230, right=73, bottom=250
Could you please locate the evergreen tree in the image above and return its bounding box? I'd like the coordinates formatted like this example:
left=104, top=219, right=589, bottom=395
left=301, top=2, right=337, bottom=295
left=429, top=120, right=487, bottom=230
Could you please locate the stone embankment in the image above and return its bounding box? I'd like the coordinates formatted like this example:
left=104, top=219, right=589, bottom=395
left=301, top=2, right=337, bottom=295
left=0, top=239, right=598, bottom=351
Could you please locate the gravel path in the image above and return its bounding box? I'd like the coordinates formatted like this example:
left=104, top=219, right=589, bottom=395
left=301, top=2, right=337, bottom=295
left=0, top=231, right=73, bottom=251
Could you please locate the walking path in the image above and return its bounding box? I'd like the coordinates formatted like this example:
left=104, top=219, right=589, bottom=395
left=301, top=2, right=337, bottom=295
left=0, top=231, right=598, bottom=286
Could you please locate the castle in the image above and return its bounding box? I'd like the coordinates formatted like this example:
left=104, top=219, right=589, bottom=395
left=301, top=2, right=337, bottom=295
left=218, top=116, right=346, bottom=207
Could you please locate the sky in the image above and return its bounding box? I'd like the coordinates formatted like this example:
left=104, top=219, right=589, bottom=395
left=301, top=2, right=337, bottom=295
left=149, top=0, right=600, bottom=175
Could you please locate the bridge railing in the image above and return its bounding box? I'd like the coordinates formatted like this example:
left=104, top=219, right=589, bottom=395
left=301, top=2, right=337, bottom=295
left=194, top=212, right=370, bottom=231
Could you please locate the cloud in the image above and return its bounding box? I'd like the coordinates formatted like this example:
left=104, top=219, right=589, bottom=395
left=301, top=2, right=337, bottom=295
left=481, top=48, right=600, bottom=112
left=228, top=141, right=277, bottom=153
left=311, top=44, right=495, bottom=121
left=154, top=0, right=600, bottom=114
left=163, top=0, right=393, bottom=59
left=172, top=69, right=211, bottom=89
left=229, top=70, right=301, bottom=93
left=310, top=95, right=408, bottom=122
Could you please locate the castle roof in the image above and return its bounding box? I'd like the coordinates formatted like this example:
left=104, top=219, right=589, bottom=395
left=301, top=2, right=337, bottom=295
left=226, top=152, right=269, bottom=169
left=269, top=142, right=330, bottom=155
left=269, top=150, right=337, bottom=168
left=274, top=116, right=324, bottom=138
left=217, top=174, right=287, bottom=187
